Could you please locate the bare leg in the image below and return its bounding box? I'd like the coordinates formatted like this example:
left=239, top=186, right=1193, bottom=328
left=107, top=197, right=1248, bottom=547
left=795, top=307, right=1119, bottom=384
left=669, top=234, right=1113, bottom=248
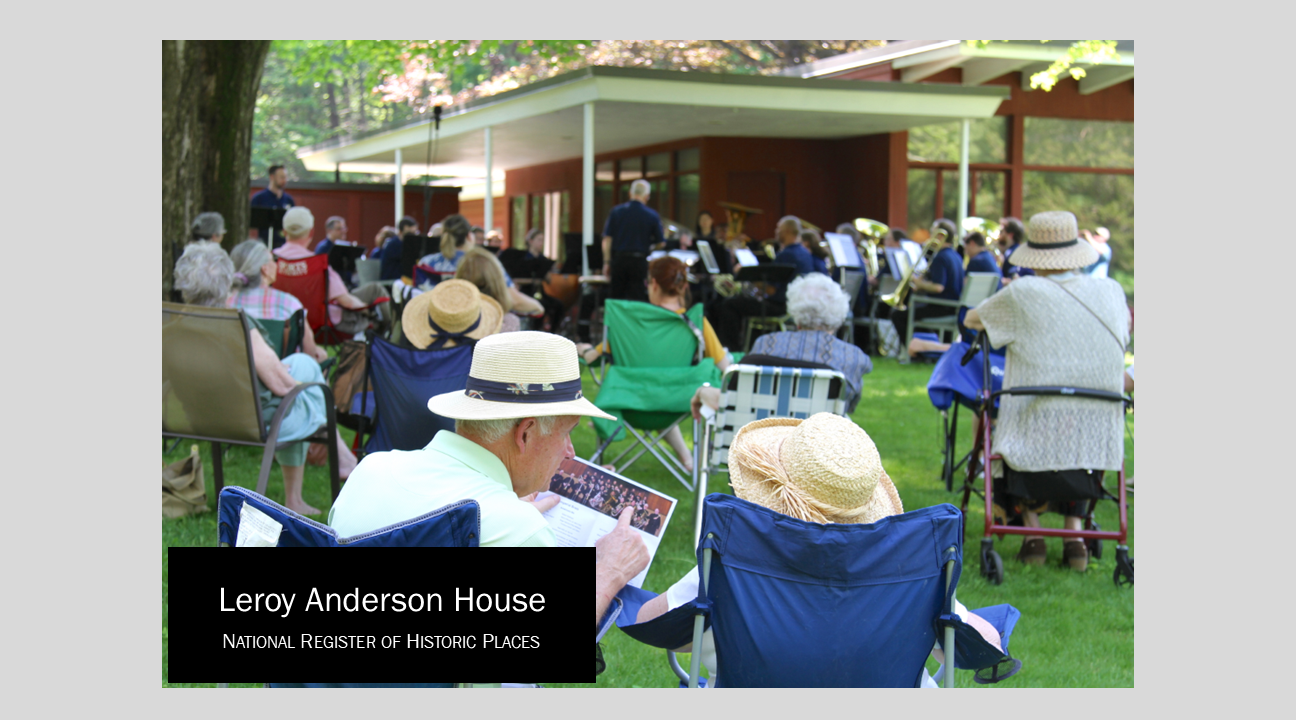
left=663, top=425, right=694, bottom=473
left=1023, top=509, right=1042, bottom=541
left=281, top=465, right=322, bottom=516
left=336, top=435, right=357, bottom=479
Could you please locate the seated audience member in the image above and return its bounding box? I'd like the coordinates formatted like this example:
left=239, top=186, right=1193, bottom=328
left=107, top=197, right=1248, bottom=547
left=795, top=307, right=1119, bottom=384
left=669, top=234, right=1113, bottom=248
left=631, top=413, right=1002, bottom=685
left=191, top=212, right=226, bottom=244
left=274, top=206, right=391, bottom=337
left=419, top=214, right=476, bottom=277
left=1081, top=227, right=1113, bottom=279
left=454, top=248, right=544, bottom=332
left=325, top=331, right=650, bottom=626
left=747, top=273, right=872, bottom=413
left=172, top=241, right=357, bottom=515
left=577, top=256, right=732, bottom=472
left=227, top=240, right=328, bottom=363
left=380, top=216, right=418, bottom=281
left=964, top=210, right=1128, bottom=571
left=714, top=215, right=827, bottom=350
left=399, top=278, right=504, bottom=350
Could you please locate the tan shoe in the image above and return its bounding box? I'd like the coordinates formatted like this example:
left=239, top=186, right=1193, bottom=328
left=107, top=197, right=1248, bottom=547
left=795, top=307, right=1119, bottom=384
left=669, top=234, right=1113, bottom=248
left=1063, top=541, right=1089, bottom=572
left=1017, top=538, right=1047, bottom=566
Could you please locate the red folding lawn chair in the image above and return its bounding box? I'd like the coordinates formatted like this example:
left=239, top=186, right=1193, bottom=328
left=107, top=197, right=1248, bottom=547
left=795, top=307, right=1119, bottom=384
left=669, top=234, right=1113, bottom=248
left=272, top=253, right=389, bottom=347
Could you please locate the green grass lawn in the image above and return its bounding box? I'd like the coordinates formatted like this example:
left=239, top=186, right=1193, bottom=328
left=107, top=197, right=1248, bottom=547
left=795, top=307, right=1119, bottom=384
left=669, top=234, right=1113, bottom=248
left=162, top=355, right=1134, bottom=688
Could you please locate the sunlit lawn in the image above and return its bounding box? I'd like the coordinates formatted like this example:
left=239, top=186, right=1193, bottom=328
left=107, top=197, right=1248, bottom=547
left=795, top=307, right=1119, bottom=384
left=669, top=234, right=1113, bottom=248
left=163, top=355, right=1134, bottom=688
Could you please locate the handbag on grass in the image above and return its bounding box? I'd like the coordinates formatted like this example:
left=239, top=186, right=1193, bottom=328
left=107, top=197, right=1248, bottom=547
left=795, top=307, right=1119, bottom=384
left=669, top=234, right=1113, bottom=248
left=163, top=444, right=208, bottom=518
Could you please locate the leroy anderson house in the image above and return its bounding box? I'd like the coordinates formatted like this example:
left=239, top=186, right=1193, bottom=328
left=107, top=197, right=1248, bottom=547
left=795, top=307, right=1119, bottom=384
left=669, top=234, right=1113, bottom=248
left=223, top=634, right=540, bottom=649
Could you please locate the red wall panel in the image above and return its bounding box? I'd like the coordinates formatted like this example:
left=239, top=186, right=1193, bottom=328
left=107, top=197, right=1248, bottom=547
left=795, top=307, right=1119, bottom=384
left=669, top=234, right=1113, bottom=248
left=248, top=183, right=458, bottom=252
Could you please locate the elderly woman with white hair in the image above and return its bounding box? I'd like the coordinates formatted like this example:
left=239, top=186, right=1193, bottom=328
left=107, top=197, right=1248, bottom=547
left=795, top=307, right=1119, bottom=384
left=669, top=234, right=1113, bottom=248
left=746, top=272, right=872, bottom=413
left=227, top=239, right=328, bottom=363
left=173, top=241, right=357, bottom=516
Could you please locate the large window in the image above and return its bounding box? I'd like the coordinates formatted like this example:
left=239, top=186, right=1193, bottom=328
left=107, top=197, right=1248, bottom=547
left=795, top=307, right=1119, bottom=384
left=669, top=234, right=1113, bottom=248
left=1023, top=171, right=1133, bottom=276
left=907, top=118, right=1010, bottom=239
left=1024, top=118, right=1133, bottom=169
left=595, top=148, right=701, bottom=234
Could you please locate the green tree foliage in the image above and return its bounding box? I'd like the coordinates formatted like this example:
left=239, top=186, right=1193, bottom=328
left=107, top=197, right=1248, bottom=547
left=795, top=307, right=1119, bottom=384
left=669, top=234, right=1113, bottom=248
left=968, top=40, right=1121, bottom=91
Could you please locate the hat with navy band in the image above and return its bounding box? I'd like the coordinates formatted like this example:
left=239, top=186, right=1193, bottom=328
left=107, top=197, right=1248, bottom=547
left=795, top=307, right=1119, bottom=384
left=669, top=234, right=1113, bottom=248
left=1008, top=210, right=1099, bottom=271
left=427, top=331, right=616, bottom=421
left=403, top=279, right=503, bottom=350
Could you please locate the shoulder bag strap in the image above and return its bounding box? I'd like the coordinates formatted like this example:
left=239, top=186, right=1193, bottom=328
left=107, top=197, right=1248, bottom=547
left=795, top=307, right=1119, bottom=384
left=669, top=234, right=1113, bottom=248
left=1047, top=279, right=1128, bottom=353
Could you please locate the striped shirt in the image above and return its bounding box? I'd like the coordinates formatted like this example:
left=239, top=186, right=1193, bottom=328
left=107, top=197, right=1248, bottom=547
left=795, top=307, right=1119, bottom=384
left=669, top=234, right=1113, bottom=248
left=750, top=330, right=872, bottom=413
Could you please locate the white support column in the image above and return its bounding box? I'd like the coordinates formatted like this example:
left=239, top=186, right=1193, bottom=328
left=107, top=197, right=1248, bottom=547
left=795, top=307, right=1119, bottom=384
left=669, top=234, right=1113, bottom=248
left=582, top=102, right=595, bottom=278
left=957, top=119, right=970, bottom=239
left=394, top=147, right=404, bottom=225
left=484, top=126, right=494, bottom=241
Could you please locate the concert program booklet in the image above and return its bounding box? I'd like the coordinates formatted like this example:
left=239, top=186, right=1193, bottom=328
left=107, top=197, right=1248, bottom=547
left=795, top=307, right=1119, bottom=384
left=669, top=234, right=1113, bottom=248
left=537, top=457, right=676, bottom=588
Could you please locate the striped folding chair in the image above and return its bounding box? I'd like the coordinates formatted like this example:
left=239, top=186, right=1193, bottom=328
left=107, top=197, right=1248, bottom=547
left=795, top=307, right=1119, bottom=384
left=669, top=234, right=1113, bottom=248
left=690, top=363, right=847, bottom=544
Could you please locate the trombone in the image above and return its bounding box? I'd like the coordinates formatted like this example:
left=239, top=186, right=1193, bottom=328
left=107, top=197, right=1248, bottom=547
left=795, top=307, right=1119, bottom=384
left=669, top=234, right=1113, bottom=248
left=881, top=227, right=947, bottom=311
left=853, top=218, right=888, bottom=278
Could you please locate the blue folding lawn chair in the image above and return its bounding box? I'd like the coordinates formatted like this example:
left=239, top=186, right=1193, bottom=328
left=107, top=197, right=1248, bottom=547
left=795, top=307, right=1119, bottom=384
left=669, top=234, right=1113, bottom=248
left=614, top=494, right=1022, bottom=687
left=216, top=486, right=480, bottom=689
left=355, top=333, right=475, bottom=454
left=927, top=340, right=1005, bottom=492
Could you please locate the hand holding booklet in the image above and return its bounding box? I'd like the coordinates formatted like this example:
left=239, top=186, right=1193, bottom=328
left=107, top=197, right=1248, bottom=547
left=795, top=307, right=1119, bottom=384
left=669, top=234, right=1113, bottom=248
left=537, top=458, right=676, bottom=588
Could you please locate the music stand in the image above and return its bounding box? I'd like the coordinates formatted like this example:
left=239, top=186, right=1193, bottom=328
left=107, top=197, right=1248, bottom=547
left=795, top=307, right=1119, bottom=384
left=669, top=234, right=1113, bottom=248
left=250, top=207, right=287, bottom=249
left=825, top=232, right=863, bottom=269
left=734, top=263, right=797, bottom=287
left=327, top=245, right=366, bottom=285
left=398, top=234, right=435, bottom=281
left=561, top=232, right=602, bottom=275
left=696, top=241, right=722, bottom=275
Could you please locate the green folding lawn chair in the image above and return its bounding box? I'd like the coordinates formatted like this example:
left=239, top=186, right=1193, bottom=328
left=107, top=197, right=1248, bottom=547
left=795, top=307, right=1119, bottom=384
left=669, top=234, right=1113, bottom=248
left=255, top=309, right=305, bottom=359
left=590, top=300, right=720, bottom=491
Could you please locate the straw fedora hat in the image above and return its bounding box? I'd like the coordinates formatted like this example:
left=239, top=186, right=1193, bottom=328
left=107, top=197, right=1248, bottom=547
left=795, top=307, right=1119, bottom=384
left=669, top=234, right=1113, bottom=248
left=427, top=331, right=616, bottom=421
left=402, top=279, right=503, bottom=350
left=1008, top=210, right=1099, bottom=271
left=728, top=413, right=903, bottom=525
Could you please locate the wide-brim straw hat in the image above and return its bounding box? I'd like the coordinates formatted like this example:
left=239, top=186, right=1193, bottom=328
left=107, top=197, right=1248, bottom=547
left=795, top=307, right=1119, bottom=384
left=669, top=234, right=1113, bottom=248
left=728, top=414, right=903, bottom=525
left=428, top=331, right=615, bottom=421
left=402, top=279, right=503, bottom=350
left=1008, top=210, right=1099, bottom=270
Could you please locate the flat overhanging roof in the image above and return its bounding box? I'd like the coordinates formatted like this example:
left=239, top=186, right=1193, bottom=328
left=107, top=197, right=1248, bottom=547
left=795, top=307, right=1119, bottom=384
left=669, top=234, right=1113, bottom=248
left=297, top=65, right=1010, bottom=180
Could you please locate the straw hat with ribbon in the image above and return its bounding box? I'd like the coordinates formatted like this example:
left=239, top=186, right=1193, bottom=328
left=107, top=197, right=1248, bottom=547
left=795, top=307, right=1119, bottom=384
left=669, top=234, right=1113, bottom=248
left=428, top=331, right=616, bottom=421
left=1007, top=210, right=1099, bottom=271
left=728, top=413, right=903, bottom=525
left=402, top=279, right=503, bottom=350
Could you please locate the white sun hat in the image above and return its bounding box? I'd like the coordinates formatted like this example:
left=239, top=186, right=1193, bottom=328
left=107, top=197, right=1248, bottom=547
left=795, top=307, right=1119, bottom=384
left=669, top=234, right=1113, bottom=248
left=427, top=331, right=616, bottom=421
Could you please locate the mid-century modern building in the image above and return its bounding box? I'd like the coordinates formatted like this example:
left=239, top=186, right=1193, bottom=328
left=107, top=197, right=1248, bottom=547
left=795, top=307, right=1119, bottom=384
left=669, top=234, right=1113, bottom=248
left=296, top=40, right=1133, bottom=273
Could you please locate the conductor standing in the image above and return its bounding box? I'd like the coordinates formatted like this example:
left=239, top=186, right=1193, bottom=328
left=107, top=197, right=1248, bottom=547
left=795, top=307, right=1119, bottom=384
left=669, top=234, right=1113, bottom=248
left=602, top=179, right=662, bottom=302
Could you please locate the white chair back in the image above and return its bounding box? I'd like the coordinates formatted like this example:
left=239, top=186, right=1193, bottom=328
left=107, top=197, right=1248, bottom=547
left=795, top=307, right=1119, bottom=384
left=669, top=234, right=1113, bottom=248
left=961, top=272, right=1000, bottom=308
left=710, top=364, right=848, bottom=467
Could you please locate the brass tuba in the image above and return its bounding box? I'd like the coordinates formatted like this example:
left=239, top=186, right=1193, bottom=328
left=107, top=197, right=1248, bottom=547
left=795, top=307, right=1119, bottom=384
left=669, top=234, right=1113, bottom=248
left=881, top=227, right=947, bottom=311
left=853, top=218, right=889, bottom=278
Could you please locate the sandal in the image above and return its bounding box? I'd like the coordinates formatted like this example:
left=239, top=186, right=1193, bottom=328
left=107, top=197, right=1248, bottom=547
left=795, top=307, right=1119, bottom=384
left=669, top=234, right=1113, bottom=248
left=1063, top=541, right=1089, bottom=572
left=1017, top=538, right=1047, bottom=566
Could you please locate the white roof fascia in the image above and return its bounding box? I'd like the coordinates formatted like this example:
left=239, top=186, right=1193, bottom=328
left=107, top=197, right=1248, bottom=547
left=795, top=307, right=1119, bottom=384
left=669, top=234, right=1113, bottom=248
left=794, top=40, right=958, bottom=78
left=963, top=43, right=1134, bottom=66
left=592, top=75, right=1004, bottom=118
left=300, top=75, right=600, bottom=167
left=1079, top=65, right=1136, bottom=95
left=962, top=57, right=1035, bottom=86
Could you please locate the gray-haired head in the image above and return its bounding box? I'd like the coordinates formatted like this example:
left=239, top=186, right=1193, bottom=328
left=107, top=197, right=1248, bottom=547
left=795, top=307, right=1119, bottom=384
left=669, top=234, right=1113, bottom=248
left=229, top=239, right=273, bottom=292
left=174, top=240, right=235, bottom=307
left=630, top=178, right=651, bottom=200
left=786, top=273, right=850, bottom=332
left=191, top=212, right=226, bottom=241
left=325, top=216, right=346, bottom=231
left=777, top=215, right=803, bottom=240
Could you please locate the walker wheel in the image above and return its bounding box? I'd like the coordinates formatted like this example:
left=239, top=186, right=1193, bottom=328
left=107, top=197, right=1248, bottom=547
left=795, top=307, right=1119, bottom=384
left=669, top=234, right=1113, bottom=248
left=1113, top=548, right=1134, bottom=588
left=985, top=551, right=1004, bottom=586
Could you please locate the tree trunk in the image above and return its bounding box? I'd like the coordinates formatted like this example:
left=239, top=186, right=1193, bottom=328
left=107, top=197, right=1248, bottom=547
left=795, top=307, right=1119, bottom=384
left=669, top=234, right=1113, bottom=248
left=162, top=40, right=271, bottom=299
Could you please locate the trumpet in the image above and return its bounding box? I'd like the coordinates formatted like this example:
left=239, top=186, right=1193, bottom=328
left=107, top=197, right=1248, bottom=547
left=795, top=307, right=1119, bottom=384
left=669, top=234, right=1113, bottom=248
left=853, top=218, right=888, bottom=278
left=881, top=227, right=947, bottom=311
